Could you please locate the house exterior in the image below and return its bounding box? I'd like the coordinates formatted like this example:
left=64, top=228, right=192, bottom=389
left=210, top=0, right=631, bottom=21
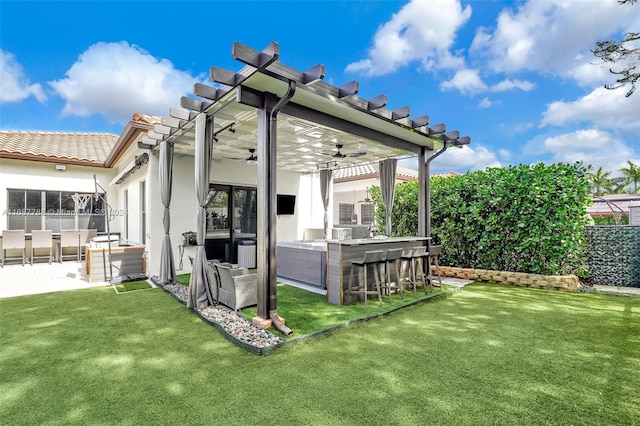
left=2, top=41, right=472, bottom=331
left=332, top=164, right=460, bottom=226
left=0, top=119, right=327, bottom=275
left=587, top=193, right=640, bottom=222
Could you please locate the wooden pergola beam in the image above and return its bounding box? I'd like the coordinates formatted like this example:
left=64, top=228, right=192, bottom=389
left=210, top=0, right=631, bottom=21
left=367, top=94, right=387, bottom=111
left=232, top=41, right=280, bottom=69
left=338, top=81, right=359, bottom=98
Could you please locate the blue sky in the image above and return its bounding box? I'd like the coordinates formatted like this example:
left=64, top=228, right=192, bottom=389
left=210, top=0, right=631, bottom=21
left=1, top=0, right=638, bottom=175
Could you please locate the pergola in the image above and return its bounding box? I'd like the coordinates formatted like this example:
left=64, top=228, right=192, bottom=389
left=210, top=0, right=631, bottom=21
left=145, top=42, right=470, bottom=333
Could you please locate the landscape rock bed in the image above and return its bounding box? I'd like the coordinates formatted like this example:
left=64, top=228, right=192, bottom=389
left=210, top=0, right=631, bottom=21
left=160, top=283, right=285, bottom=353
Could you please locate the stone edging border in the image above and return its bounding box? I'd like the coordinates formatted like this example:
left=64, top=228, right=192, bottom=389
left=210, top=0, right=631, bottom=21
left=434, top=266, right=579, bottom=292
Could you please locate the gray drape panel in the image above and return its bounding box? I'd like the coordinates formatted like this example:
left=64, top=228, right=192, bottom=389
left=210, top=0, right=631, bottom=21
left=187, top=113, right=214, bottom=309
left=380, top=159, right=398, bottom=236
left=320, top=169, right=332, bottom=239
left=159, top=141, right=176, bottom=284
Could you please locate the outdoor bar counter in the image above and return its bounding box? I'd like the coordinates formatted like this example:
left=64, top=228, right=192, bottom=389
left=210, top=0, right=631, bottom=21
left=326, top=236, right=429, bottom=305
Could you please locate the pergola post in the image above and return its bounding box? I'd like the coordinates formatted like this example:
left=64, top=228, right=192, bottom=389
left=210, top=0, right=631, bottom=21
left=255, top=98, right=277, bottom=323
left=254, top=84, right=295, bottom=335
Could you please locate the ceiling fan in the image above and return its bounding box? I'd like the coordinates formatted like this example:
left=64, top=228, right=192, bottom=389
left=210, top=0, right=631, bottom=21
left=226, top=148, right=258, bottom=165
left=324, top=144, right=367, bottom=159
left=358, top=190, right=373, bottom=203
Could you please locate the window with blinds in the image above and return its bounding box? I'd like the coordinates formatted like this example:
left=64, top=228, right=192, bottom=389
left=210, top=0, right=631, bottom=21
left=361, top=204, right=375, bottom=225
left=338, top=203, right=354, bottom=225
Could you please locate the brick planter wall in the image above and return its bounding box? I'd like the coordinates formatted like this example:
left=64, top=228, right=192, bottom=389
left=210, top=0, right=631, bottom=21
left=435, top=266, right=579, bottom=292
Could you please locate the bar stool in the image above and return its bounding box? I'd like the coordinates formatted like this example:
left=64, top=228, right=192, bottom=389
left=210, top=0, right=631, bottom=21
left=381, top=248, right=404, bottom=302
left=399, top=246, right=427, bottom=298
left=346, top=250, right=385, bottom=309
left=426, top=245, right=444, bottom=289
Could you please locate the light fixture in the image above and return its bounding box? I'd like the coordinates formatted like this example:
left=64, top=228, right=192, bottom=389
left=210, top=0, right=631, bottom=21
left=55, top=164, right=67, bottom=171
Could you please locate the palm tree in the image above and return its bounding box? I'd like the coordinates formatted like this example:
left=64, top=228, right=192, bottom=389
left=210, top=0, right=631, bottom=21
left=588, top=166, right=613, bottom=195
left=619, top=160, right=640, bottom=194
left=609, top=176, right=631, bottom=194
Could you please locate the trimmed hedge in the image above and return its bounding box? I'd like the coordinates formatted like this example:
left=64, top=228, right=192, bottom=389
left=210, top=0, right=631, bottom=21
left=369, top=162, right=591, bottom=276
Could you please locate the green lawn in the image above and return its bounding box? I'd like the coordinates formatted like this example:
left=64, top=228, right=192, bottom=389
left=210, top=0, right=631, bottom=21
left=239, top=282, right=449, bottom=339
left=1, top=284, right=639, bottom=425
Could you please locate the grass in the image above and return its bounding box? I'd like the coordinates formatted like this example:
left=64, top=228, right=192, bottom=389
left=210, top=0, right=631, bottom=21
left=1, top=284, right=639, bottom=425
left=176, top=273, right=190, bottom=286
left=176, top=272, right=449, bottom=339
left=239, top=282, right=448, bottom=339
left=113, top=280, right=152, bottom=293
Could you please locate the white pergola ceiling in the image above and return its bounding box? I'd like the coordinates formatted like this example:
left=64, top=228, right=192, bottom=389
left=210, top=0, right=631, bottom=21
left=142, top=41, right=469, bottom=174
left=168, top=99, right=415, bottom=173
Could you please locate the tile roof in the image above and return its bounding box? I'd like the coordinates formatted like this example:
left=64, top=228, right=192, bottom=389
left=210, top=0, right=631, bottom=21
left=333, top=164, right=460, bottom=182
left=0, top=131, right=119, bottom=165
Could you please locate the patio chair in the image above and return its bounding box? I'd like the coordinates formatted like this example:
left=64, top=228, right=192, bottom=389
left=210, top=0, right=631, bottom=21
left=31, top=229, right=53, bottom=265
left=204, top=259, right=235, bottom=303
left=59, top=229, right=80, bottom=262
left=2, top=230, right=26, bottom=267
left=214, top=263, right=257, bottom=311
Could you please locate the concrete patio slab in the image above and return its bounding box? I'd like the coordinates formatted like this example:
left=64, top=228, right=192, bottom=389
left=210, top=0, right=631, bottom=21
left=591, top=284, right=640, bottom=297
left=0, top=261, right=109, bottom=299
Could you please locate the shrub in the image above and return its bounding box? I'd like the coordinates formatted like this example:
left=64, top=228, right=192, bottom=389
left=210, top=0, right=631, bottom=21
left=369, top=162, right=591, bottom=276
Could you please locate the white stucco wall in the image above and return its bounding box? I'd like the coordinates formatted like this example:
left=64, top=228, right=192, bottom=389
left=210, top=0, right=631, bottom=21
left=144, top=155, right=322, bottom=278
left=332, top=176, right=409, bottom=226
left=297, top=172, right=331, bottom=238
left=332, top=177, right=379, bottom=225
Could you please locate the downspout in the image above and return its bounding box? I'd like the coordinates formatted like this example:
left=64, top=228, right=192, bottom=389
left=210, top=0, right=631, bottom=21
left=268, top=80, right=296, bottom=336
left=425, top=142, right=449, bottom=239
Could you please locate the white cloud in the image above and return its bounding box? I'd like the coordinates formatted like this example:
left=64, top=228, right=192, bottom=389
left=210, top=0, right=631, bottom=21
left=430, top=144, right=501, bottom=172
left=0, top=50, right=46, bottom=103
left=541, top=86, right=640, bottom=131
left=491, top=78, right=535, bottom=92
left=478, top=97, right=492, bottom=108
left=49, top=41, right=196, bottom=124
left=440, top=68, right=487, bottom=94
left=568, top=56, right=612, bottom=87
left=538, top=129, right=639, bottom=174
left=470, top=0, right=637, bottom=85
left=513, top=122, right=534, bottom=134
left=345, top=0, right=471, bottom=76
left=498, top=149, right=512, bottom=160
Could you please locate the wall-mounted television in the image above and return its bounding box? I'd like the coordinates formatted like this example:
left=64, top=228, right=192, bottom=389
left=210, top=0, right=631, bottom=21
left=277, top=194, right=296, bottom=215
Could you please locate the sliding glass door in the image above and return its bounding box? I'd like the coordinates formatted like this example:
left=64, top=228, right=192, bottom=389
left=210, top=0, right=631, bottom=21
left=204, top=184, right=257, bottom=262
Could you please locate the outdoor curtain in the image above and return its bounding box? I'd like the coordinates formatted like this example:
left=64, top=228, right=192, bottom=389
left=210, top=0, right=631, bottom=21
left=187, top=113, right=215, bottom=309
left=320, top=169, right=332, bottom=239
left=158, top=141, right=176, bottom=284
left=380, top=159, right=397, bottom=236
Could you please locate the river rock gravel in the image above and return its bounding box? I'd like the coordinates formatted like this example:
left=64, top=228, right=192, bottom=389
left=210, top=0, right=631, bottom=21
left=161, top=283, right=285, bottom=349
